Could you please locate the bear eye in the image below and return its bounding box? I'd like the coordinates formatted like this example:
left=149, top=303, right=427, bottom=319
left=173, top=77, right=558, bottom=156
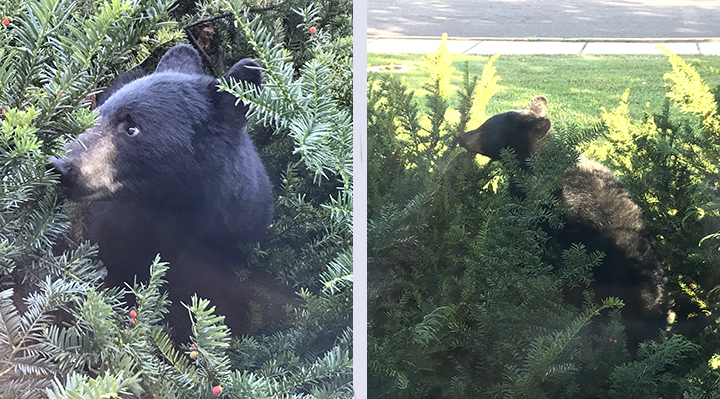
left=126, top=126, right=140, bottom=137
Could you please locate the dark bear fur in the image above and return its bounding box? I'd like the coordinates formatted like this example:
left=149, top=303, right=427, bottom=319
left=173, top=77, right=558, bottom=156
left=458, top=96, right=669, bottom=354
left=50, top=45, right=289, bottom=336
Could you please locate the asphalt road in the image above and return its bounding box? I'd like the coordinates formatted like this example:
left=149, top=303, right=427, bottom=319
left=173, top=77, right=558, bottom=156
left=367, top=0, right=720, bottom=38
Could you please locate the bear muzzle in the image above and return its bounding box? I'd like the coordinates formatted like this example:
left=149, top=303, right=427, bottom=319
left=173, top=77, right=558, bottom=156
left=47, top=156, right=68, bottom=177
left=48, top=143, right=120, bottom=202
left=457, top=129, right=484, bottom=154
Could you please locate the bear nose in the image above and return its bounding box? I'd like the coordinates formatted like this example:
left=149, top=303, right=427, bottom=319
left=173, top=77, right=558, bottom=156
left=47, top=156, right=69, bottom=177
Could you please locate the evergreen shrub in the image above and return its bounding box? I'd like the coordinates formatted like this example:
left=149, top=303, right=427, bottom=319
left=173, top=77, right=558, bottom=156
left=0, top=0, right=352, bottom=397
left=368, top=38, right=720, bottom=398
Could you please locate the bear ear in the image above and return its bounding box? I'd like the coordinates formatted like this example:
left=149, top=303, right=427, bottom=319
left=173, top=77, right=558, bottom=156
left=524, top=95, right=548, bottom=117
left=155, top=44, right=203, bottom=75
left=529, top=116, right=552, bottom=140
left=223, top=58, right=262, bottom=88
left=210, top=59, right=262, bottom=123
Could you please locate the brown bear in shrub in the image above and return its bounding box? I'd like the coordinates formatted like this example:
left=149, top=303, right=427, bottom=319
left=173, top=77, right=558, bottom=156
left=50, top=45, right=289, bottom=337
left=458, top=96, right=669, bottom=354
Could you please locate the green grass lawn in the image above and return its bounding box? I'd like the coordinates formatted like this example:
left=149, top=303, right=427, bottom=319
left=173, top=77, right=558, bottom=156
left=368, top=53, right=720, bottom=125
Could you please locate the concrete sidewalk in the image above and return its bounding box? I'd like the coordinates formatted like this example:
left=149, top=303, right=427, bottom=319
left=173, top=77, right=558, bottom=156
left=367, top=37, right=720, bottom=55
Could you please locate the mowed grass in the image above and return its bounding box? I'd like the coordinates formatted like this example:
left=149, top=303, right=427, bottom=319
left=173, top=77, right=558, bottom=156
left=368, top=53, right=720, bottom=125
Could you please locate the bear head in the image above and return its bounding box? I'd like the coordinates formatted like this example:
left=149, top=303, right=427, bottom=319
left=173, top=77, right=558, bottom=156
left=50, top=44, right=264, bottom=210
left=457, top=95, right=552, bottom=167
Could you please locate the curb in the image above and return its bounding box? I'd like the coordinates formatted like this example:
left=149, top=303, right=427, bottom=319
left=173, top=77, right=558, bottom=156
left=367, top=37, right=720, bottom=55
left=367, top=35, right=720, bottom=43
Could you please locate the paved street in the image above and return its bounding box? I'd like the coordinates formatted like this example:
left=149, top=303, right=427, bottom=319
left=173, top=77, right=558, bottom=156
left=368, top=0, right=720, bottom=39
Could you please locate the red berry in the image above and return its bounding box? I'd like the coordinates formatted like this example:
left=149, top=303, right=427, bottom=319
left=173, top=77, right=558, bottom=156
left=521, top=348, right=525, bottom=352
left=397, top=153, right=401, bottom=157
left=129, top=309, right=137, bottom=318
left=125, top=329, right=130, bottom=334
left=1, top=109, right=5, bottom=116
left=212, top=385, right=223, bottom=396
left=2, top=18, right=8, bottom=26
left=191, top=343, right=197, bottom=349
left=309, top=26, right=316, bottom=34
left=129, top=317, right=136, bottom=326
left=689, top=283, right=694, bottom=288
left=458, top=239, right=462, bottom=242
left=609, top=338, right=613, bottom=342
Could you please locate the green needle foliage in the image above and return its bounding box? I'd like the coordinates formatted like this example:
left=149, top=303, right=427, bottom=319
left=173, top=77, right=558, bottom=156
left=0, top=0, right=352, bottom=397
left=369, top=41, right=720, bottom=398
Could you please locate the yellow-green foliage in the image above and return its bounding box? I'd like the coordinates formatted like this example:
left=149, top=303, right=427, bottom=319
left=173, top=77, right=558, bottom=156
left=657, top=48, right=720, bottom=176
left=131, top=27, right=184, bottom=66
left=417, top=40, right=499, bottom=170
left=468, top=53, right=501, bottom=130
left=600, top=89, right=633, bottom=145
left=0, top=107, right=40, bottom=155
left=368, top=39, right=500, bottom=176
left=597, top=49, right=720, bottom=236
left=422, top=33, right=454, bottom=99
left=598, top=89, right=658, bottom=175
left=657, top=45, right=720, bottom=136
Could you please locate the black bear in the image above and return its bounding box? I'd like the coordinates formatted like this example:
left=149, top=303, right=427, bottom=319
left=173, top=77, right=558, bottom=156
left=50, top=45, right=283, bottom=336
left=457, top=96, right=669, bottom=354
